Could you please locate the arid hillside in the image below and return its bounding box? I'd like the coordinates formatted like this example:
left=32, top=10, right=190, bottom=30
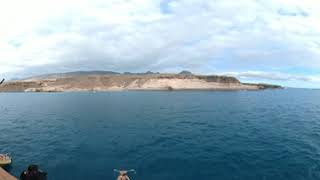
left=0, top=72, right=282, bottom=92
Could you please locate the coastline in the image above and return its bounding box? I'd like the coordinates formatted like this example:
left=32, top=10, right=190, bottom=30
left=0, top=73, right=282, bottom=92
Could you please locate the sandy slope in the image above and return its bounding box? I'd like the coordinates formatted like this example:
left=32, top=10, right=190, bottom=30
left=0, top=74, right=281, bottom=92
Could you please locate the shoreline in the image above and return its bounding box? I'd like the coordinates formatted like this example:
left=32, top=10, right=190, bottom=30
left=0, top=73, right=282, bottom=92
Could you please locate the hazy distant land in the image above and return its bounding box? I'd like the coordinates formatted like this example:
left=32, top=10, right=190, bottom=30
left=0, top=71, right=282, bottom=92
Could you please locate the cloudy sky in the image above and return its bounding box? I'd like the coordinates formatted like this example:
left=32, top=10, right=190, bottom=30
left=0, top=0, right=320, bottom=88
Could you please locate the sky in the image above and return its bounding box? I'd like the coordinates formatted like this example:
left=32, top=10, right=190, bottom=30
left=0, top=0, right=320, bottom=88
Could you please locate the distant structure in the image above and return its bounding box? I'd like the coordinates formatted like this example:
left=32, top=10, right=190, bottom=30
left=0, top=78, right=4, bottom=85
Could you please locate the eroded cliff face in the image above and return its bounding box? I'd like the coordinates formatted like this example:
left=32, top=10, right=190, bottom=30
left=0, top=74, right=281, bottom=92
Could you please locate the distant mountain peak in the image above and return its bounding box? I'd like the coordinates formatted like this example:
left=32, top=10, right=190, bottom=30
left=179, top=70, right=193, bottom=75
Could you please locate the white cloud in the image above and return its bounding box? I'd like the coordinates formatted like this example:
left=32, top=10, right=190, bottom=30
left=225, top=71, right=320, bottom=83
left=0, top=0, right=320, bottom=87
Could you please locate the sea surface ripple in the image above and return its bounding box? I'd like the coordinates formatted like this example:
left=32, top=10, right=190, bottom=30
left=0, top=89, right=320, bottom=180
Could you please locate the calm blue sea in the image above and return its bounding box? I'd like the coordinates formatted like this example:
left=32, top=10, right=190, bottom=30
left=1, top=89, right=320, bottom=180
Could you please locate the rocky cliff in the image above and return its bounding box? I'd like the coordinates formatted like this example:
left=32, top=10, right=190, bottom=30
left=0, top=71, right=282, bottom=92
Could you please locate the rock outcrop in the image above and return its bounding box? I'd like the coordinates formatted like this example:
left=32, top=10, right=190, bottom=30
left=0, top=72, right=282, bottom=92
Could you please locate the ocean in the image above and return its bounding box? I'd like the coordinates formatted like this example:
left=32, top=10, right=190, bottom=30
left=0, top=89, right=320, bottom=180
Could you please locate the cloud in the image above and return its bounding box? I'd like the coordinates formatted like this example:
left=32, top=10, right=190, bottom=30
left=0, top=0, right=320, bottom=87
left=225, top=71, right=320, bottom=82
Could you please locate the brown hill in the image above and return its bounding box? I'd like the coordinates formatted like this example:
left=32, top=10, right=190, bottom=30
left=0, top=72, right=282, bottom=92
